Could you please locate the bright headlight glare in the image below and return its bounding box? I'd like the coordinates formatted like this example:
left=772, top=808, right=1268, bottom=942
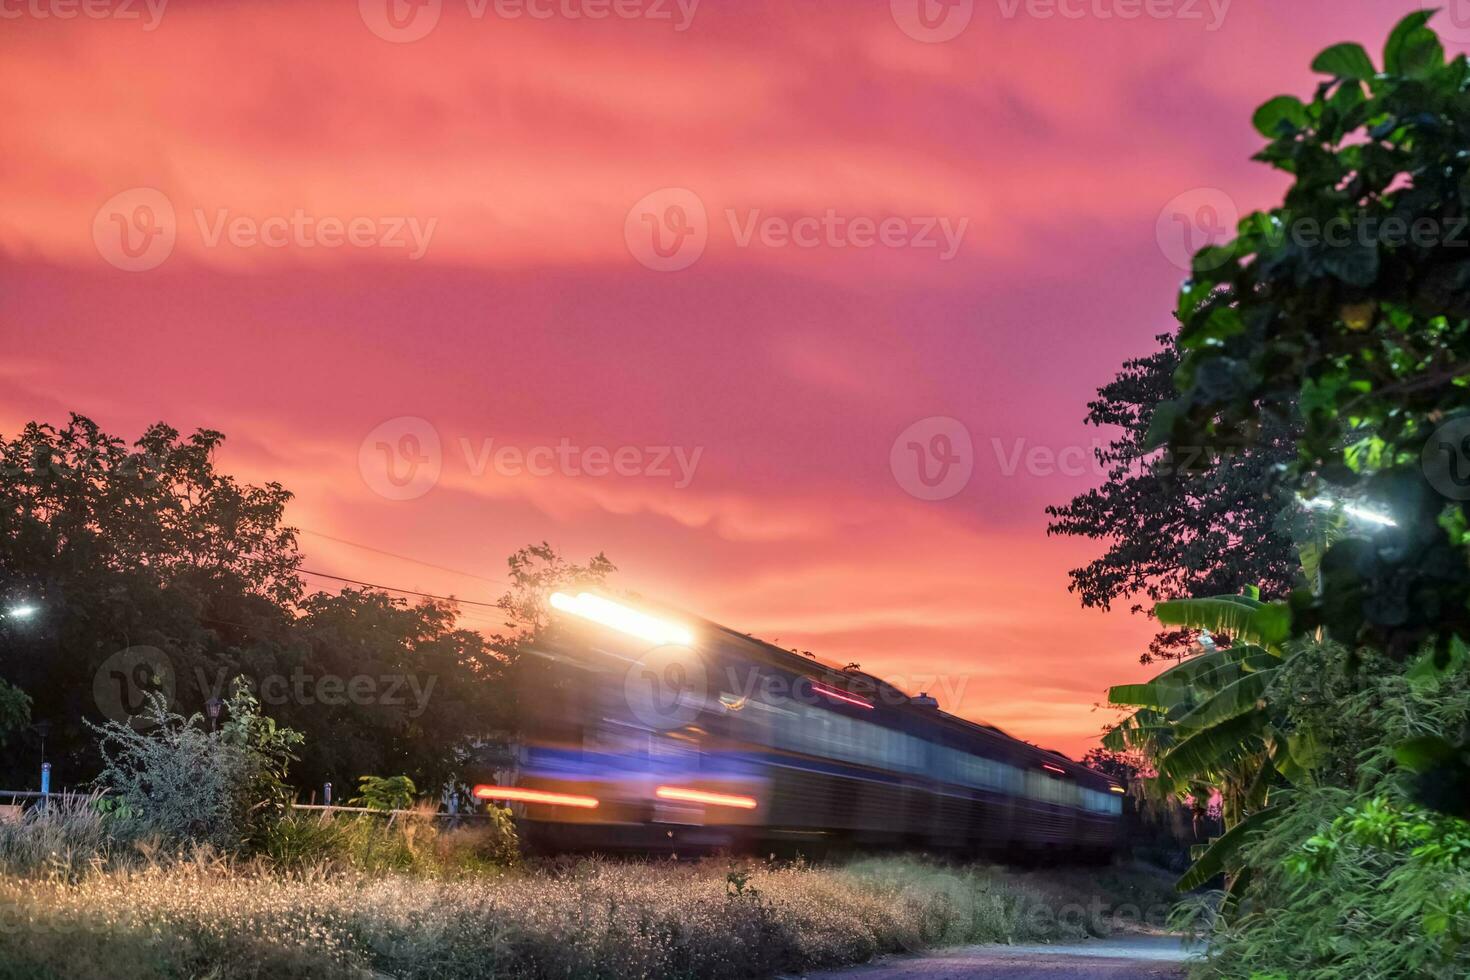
left=549, top=592, right=694, bottom=646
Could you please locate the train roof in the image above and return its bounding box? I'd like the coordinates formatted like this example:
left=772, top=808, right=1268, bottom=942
left=700, top=616, right=1115, bottom=789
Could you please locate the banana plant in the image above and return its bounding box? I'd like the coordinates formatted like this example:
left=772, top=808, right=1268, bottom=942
left=1105, top=589, right=1308, bottom=893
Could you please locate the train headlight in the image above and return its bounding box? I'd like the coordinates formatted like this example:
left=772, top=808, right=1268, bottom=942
left=550, top=592, right=695, bottom=647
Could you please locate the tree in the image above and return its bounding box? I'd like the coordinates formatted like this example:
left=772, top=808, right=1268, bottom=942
left=0, top=415, right=301, bottom=786
left=1047, top=334, right=1299, bottom=662
left=0, top=679, right=30, bottom=746
left=283, top=588, right=508, bottom=794
left=492, top=541, right=616, bottom=642
left=1145, top=11, right=1470, bottom=811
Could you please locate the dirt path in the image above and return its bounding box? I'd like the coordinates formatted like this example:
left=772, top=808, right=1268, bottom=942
left=795, top=935, right=1198, bottom=979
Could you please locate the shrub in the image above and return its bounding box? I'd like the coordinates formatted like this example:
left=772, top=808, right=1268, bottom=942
left=349, top=775, right=416, bottom=811
left=90, top=681, right=302, bottom=851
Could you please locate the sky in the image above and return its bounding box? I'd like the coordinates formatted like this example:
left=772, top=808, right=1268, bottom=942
left=0, top=0, right=1430, bottom=756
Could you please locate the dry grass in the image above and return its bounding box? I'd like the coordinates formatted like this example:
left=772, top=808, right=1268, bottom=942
left=0, top=853, right=1176, bottom=980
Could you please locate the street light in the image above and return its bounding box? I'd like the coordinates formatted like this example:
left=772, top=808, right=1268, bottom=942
left=3, top=604, right=37, bottom=619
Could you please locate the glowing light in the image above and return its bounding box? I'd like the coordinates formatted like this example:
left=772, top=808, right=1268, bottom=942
left=4, top=605, right=36, bottom=619
left=1109, top=785, right=1126, bottom=794
left=1040, top=763, right=1067, bottom=775
left=473, top=785, right=599, bottom=809
left=655, top=786, right=758, bottom=809
left=809, top=681, right=874, bottom=709
left=549, top=592, right=694, bottom=646
left=1303, top=496, right=1397, bottom=527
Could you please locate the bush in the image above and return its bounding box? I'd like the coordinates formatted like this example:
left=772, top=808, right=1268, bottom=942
left=90, top=681, right=302, bottom=851
left=348, top=775, right=417, bottom=811
left=1193, top=660, right=1470, bottom=978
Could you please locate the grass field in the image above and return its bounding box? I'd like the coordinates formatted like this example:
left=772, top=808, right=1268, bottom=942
left=0, top=850, right=1177, bottom=980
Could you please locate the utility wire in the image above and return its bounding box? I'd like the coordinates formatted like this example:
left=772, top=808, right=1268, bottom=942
left=297, top=568, right=502, bottom=609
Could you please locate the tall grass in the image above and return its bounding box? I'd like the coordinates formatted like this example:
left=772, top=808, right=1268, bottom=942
left=0, top=855, right=1175, bottom=980
left=0, top=793, right=112, bottom=880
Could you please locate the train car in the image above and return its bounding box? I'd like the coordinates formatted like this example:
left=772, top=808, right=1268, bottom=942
left=476, top=591, right=1123, bottom=858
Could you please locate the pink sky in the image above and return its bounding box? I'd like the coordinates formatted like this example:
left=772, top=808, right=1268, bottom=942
left=0, top=0, right=1424, bottom=755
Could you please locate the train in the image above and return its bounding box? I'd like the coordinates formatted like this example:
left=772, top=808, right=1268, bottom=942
left=475, top=591, right=1123, bottom=858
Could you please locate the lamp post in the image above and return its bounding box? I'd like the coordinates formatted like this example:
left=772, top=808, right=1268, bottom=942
left=206, top=697, right=224, bottom=732
left=33, top=719, right=50, bottom=765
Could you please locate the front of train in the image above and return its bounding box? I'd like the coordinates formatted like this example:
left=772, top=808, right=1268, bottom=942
left=475, top=591, right=769, bottom=851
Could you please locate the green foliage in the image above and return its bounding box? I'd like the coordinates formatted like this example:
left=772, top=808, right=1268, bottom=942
left=1046, top=334, right=1299, bottom=663
left=348, top=775, right=416, bottom=811
left=1108, top=593, right=1291, bottom=824
left=90, top=680, right=302, bottom=851
left=0, top=679, right=30, bottom=747
left=1147, top=11, right=1470, bottom=665
left=1191, top=646, right=1470, bottom=977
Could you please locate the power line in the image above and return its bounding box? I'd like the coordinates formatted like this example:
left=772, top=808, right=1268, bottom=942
left=296, top=528, right=503, bottom=586
left=297, top=568, right=502, bottom=609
